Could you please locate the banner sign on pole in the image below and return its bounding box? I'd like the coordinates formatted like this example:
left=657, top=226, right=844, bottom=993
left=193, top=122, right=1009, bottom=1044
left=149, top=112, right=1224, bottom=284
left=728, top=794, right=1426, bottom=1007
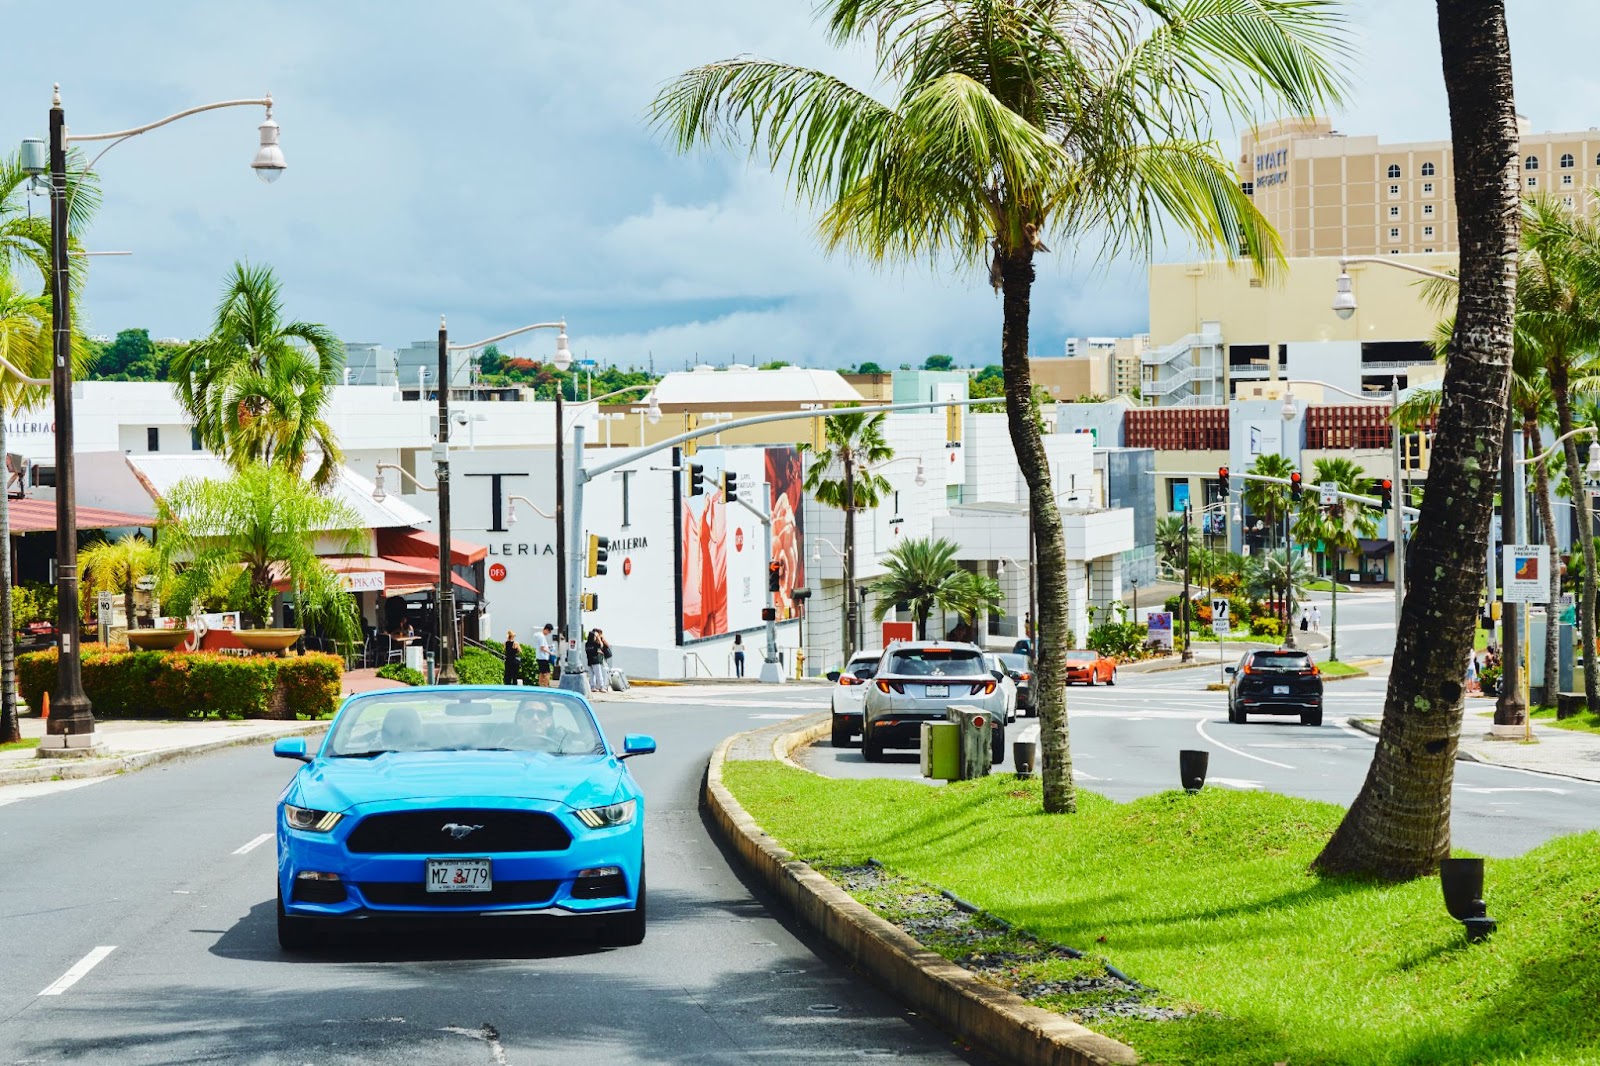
left=1502, top=544, right=1550, bottom=604
left=1146, top=611, right=1174, bottom=650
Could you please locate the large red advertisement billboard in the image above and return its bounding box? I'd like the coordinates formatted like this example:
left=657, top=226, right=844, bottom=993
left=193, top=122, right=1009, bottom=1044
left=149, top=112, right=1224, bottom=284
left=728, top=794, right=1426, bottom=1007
left=679, top=445, right=806, bottom=641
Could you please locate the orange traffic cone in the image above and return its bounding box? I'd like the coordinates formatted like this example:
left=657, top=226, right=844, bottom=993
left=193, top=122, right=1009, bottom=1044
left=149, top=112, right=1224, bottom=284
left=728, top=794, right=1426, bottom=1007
left=40, top=692, right=48, bottom=720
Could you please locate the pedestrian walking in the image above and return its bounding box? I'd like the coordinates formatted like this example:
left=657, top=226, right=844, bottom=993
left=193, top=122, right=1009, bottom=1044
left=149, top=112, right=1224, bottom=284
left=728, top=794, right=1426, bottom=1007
left=503, top=631, right=522, bottom=685
left=586, top=629, right=608, bottom=690
left=535, top=623, right=554, bottom=685
left=733, top=633, right=746, bottom=678
left=1466, top=649, right=1480, bottom=695
left=601, top=630, right=615, bottom=689
left=1299, top=607, right=1309, bottom=633
left=1310, top=605, right=1322, bottom=633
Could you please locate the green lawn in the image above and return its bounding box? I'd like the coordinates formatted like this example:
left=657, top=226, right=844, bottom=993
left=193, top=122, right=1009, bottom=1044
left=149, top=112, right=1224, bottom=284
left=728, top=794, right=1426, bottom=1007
left=1529, top=703, right=1600, bottom=736
left=725, top=763, right=1600, bottom=1066
left=1319, top=659, right=1365, bottom=677
left=1304, top=579, right=1352, bottom=592
left=0, top=737, right=38, bottom=753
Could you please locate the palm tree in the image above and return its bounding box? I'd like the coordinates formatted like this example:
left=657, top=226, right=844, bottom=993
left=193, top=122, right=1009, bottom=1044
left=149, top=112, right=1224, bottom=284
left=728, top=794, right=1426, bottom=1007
left=1242, top=453, right=1296, bottom=552
left=871, top=536, right=961, bottom=638
left=800, top=407, right=893, bottom=661
left=156, top=465, right=363, bottom=643
left=79, top=536, right=160, bottom=637
left=946, top=569, right=1004, bottom=637
left=1291, top=457, right=1379, bottom=661
left=1315, top=0, right=1521, bottom=880
left=1245, top=548, right=1311, bottom=619
left=1155, top=514, right=1199, bottom=575
left=654, top=0, right=1348, bottom=815
left=171, top=262, right=345, bottom=488
left=0, top=146, right=99, bottom=290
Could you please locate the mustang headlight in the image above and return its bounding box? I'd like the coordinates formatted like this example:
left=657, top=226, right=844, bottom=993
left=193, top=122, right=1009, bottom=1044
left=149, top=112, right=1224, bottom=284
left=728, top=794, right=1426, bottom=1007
left=574, top=799, right=637, bottom=829
left=283, top=804, right=343, bottom=833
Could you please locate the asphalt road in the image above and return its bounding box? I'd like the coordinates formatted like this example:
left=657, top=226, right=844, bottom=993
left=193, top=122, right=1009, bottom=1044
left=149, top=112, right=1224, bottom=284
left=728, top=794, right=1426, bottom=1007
left=0, top=691, right=981, bottom=1065
left=803, top=670, right=1600, bottom=858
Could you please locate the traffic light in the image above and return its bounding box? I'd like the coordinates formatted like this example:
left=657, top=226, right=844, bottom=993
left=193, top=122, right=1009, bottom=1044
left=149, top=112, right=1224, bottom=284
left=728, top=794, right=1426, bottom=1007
left=791, top=586, right=812, bottom=604
left=689, top=463, right=705, bottom=496
left=585, top=534, right=610, bottom=578
left=723, top=470, right=740, bottom=503
left=1218, top=466, right=1230, bottom=497
left=580, top=592, right=599, bottom=612
left=1377, top=478, right=1393, bottom=511
left=768, top=561, right=783, bottom=593
left=761, top=607, right=777, bottom=622
left=1289, top=472, right=1303, bottom=500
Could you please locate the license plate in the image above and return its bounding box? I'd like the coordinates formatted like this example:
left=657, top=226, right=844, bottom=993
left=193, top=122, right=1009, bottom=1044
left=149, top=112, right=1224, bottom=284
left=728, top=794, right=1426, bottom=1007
left=925, top=684, right=949, bottom=698
left=1273, top=685, right=1290, bottom=695
left=426, top=858, right=492, bottom=893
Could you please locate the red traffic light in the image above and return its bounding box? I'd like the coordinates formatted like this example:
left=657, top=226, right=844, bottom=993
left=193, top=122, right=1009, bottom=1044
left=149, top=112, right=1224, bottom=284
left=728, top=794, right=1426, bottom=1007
left=1289, top=472, right=1303, bottom=498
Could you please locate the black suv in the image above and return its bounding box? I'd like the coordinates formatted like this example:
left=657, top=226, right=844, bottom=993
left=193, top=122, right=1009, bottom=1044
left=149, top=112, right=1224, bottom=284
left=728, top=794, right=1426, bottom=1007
left=1226, top=648, right=1324, bottom=726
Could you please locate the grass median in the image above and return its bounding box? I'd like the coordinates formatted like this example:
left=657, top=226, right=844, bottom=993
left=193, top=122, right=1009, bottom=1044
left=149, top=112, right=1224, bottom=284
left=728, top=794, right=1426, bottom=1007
left=724, top=762, right=1600, bottom=1065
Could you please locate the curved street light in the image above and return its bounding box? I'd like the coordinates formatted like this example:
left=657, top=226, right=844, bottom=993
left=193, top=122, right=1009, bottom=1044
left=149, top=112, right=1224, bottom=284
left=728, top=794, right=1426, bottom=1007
left=13, top=86, right=283, bottom=748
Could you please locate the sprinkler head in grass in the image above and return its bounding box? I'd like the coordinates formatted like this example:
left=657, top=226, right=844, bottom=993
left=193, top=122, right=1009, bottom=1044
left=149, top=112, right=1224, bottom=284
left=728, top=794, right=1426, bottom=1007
left=1440, top=857, right=1497, bottom=942
left=1179, top=749, right=1209, bottom=792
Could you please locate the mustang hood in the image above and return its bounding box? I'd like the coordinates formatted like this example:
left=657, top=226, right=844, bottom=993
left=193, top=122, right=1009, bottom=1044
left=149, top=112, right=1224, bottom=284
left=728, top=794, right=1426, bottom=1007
left=296, top=751, right=625, bottom=812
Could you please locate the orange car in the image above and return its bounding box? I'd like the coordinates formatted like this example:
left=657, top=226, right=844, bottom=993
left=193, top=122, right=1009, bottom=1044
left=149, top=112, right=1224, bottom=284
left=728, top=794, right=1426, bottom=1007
left=1062, top=649, right=1116, bottom=686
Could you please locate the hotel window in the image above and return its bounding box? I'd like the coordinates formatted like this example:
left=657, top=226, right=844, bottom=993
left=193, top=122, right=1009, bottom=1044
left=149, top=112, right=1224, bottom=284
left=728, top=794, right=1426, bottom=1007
left=1565, top=197, right=1576, bottom=208
left=1423, top=182, right=1434, bottom=194
left=147, top=427, right=159, bottom=452
left=190, top=428, right=201, bottom=451
left=1387, top=164, right=1401, bottom=179
left=1389, top=205, right=1400, bottom=218
left=1423, top=225, right=1434, bottom=237
left=1423, top=204, right=1434, bottom=215
left=1595, top=151, right=1600, bottom=166
left=1389, top=184, right=1400, bottom=196
left=1564, top=174, right=1574, bottom=186
left=1423, top=248, right=1434, bottom=254
left=1561, top=153, right=1575, bottom=168
left=1388, top=227, right=1400, bottom=239
left=1528, top=176, right=1538, bottom=188
left=1421, top=162, right=1436, bottom=176
left=1524, top=155, right=1539, bottom=170
left=1240, top=181, right=1253, bottom=196
left=1390, top=249, right=1400, bottom=255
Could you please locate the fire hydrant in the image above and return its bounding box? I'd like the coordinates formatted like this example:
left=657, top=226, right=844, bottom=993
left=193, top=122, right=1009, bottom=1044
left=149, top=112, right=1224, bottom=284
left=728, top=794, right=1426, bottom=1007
left=794, top=648, right=806, bottom=679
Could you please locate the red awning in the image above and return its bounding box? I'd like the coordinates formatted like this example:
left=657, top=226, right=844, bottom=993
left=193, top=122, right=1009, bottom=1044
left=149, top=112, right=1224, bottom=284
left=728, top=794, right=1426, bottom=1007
left=5, top=498, right=153, bottom=534
left=273, top=555, right=476, bottom=594
left=377, top=528, right=489, bottom=566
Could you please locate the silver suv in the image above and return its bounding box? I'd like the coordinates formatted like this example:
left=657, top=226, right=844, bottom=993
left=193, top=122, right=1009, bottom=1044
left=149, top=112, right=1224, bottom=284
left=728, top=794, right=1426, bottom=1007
left=861, top=641, right=1007, bottom=763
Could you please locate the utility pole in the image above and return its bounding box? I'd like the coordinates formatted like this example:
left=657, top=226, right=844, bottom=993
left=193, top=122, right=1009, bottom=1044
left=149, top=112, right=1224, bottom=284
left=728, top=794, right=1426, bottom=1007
left=1181, top=504, right=1193, bottom=661
left=554, top=388, right=567, bottom=640
left=434, top=317, right=458, bottom=683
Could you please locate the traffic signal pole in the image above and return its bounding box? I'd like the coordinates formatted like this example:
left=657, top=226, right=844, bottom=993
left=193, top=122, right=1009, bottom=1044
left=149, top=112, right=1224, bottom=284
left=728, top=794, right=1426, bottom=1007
left=731, top=489, right=784, bottom=684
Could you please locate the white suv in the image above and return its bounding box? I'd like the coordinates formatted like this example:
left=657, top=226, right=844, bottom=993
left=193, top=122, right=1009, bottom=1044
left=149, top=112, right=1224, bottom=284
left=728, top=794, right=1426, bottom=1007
left=828, top=650, right=881, bottom=747
left=861, top=641, right=1007, bottom=763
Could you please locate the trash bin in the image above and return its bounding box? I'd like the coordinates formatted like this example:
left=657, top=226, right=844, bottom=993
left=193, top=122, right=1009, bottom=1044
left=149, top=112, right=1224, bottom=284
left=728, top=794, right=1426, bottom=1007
left=920, top=722, right=960, bottom=781
left=405, top=644, right=424, bottom=672
left=945, top=705, right=995, bottom=780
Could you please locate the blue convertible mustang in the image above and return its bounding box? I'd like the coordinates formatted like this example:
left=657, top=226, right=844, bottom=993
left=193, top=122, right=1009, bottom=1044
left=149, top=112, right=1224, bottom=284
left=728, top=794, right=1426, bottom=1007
left=272, top=686, right=655, bottom=951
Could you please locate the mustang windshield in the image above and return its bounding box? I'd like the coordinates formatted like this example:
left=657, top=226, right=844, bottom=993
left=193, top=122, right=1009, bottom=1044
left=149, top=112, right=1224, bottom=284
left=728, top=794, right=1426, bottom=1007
left=326, top=692, right=605, bottom=757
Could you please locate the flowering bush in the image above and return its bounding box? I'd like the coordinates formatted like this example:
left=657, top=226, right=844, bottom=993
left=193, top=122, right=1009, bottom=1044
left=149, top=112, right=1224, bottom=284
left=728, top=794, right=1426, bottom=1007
left=17, top=649, right=343, bottom=720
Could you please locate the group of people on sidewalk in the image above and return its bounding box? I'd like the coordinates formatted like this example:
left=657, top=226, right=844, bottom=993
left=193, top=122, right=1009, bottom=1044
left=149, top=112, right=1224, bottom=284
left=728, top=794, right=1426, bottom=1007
left=499, top=622, right=614, bottom=690
left=1297, top=605, right=1323, bottom=633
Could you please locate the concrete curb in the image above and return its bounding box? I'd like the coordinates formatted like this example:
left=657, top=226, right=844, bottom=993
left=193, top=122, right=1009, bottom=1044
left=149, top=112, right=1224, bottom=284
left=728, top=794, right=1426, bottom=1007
left=705, top=719, right=1139, bottom=1066
left=1321, top=669, right=1371, bottom=683
left=0, top=722, right=329, bottom=787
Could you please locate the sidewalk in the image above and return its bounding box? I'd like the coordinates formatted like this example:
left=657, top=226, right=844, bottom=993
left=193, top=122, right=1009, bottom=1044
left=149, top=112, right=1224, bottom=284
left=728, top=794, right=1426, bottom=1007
left=0, top=716, right=327, bottom=788
left=1348, top=708, right=1600, bottom=784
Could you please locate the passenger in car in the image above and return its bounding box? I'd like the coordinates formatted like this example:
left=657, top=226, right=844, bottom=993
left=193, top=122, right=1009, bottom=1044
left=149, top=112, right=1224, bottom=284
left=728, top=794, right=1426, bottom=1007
left=380, top=706, right=424, bottom=751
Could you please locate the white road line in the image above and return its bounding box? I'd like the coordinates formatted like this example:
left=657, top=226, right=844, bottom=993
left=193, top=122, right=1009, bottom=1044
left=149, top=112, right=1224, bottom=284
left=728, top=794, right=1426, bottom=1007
left=0, top=777, right=111, bottom=807
left=232, top=833, right=272, bottom=855
left=1210, top=777, right=1262, bottom=789
left=1459, top=786, right=1570, bottom=795
left=1194, top=717, right=1296, bottom=769
left=38, top=946, right=116, bottom=996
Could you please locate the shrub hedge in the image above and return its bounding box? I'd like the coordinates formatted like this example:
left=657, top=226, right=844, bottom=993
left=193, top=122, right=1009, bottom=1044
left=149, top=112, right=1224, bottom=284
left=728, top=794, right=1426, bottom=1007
left=375, top=663, right=424, bottom=686
left=17, top=649, right=343, bottom=720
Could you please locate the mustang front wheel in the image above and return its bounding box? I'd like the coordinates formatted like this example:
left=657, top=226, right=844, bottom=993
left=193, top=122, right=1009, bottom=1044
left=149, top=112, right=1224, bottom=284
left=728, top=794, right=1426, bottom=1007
left=277, top=890, right=318, bottom=953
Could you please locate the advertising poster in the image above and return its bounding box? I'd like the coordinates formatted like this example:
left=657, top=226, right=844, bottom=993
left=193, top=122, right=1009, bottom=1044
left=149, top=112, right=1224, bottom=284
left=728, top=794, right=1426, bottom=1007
left=1502, top=543, right=1550, bottom=604
left=680, top=446, right=806, bottom=641
left=1146, top=610, right=1174, bottom=650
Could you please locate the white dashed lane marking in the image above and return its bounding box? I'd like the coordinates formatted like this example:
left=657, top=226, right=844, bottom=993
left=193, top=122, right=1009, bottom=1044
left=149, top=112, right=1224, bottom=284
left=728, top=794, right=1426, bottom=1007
left=38, top=946, right=116, bottom=996
left=232, top=833, right=273, bottom=855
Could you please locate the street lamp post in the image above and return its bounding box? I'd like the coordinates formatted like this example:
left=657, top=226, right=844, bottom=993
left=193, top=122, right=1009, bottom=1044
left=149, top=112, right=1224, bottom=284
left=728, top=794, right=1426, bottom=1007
left=18, top=87, right=282, bottom=749
left=440, top=320, right=570, bottom=679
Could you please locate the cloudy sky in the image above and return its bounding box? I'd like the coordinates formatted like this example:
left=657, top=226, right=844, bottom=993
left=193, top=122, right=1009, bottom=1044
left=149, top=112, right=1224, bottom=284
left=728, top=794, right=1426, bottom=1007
left=0, top=1, right=1588, bottom=369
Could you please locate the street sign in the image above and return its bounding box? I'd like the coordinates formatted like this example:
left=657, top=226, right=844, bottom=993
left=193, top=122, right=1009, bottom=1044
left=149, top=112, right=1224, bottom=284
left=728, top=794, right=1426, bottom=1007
left=1211, top=598, right=1230, bottom=636
left=1503, top=543, right=1550, bottom=604
left=96, top=591, right=114, bottom=625
left=1320, top=482, right=1337, bottom=506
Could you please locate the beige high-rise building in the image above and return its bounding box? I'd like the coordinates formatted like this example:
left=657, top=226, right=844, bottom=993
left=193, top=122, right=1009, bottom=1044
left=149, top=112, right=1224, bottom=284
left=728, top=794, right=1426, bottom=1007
left=1240, top=115, right=1598, bottom=258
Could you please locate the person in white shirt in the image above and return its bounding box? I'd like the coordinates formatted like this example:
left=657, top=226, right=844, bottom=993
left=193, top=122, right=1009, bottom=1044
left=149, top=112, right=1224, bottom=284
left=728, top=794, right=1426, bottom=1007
left=1310, top=605, right=1322, bottom=633
left=535, top=624, right=555, bottom=685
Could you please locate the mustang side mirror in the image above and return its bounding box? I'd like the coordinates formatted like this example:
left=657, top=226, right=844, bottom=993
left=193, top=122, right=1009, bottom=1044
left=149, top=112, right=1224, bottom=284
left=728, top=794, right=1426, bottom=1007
left=621, top=734, right=657, bottom=759
left=273, top=737, right=312, bottom=762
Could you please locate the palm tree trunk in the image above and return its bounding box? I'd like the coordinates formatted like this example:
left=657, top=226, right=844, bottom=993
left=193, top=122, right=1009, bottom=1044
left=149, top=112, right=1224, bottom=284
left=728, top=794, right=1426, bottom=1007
left=1528, top=421, right=1561, bottom=703
left=1000, top=244, right=1075, bottom=814
left=843, top=450, right=856, bottom=663
left=0, top=416, right=16, bottom=745
left=1313, top=0, right=1519, bottom=879
left=1551, top=364, right=1600, bottom=713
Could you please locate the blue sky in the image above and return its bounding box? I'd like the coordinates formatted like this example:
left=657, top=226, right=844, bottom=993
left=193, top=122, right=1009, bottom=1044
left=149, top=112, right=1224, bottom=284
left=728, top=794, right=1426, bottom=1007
left=0, top=1, right=1592, bottom=370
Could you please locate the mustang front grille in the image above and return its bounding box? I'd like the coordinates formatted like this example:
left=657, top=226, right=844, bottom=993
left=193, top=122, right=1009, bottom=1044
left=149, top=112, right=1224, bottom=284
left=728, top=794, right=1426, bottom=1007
left=345, top=809, right=572, bottom=854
